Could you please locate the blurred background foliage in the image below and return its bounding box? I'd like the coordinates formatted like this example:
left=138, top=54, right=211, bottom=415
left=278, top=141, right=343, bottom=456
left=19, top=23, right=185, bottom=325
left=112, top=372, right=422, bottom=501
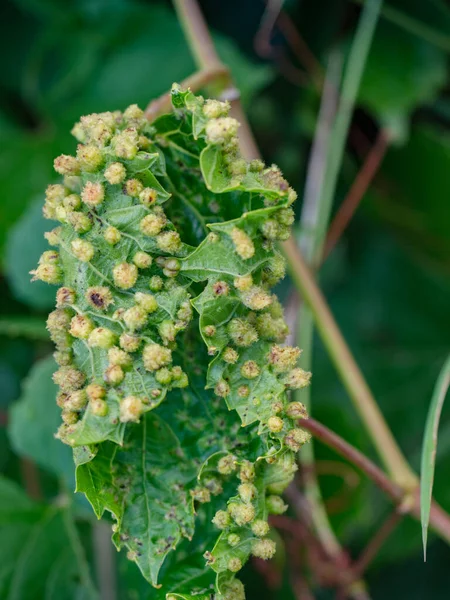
left=0, top=0, right=449, bottom=598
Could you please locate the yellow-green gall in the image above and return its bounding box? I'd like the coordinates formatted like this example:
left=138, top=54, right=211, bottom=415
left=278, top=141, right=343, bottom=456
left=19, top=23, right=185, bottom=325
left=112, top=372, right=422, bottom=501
left=222, top=347, right=239, bottom=364
left=133, top=251, right=152, bottom=269
left=112, top=128, right=139, bottom=160
left=212, top=509, right=231, bottom=530
left=228, top=158, right=247, bottom=177
left=241, top=286, right=272, bottom=311
left=238, top=482, right=257, bottom=503
left=215, top=379, right=230, bottom=398
left=123, top=305, right=148, bottom=331
left=156, top=230, right=181, bottom=253
left=261, top=219, right=280, bottom=240
left=104, top=161, right=126, bottom=185
left=140, top=213, right=166, bottom=236
left=277, top=207, right=295, bottom=226
left=53, top=367, right=85, bottom=392
left=266, top=495, right=288, bottom=515
left=76, top=144, right=103, bottom=171
left=211, top=280, right=229, bottom=296
left=284, top=428, right=311, bottom=451
left=69, top=315, right=94, bottom=339
left=238, top=385, right=250, bottom=398
left=44, top=227, right=62, bottom=245
left=268, top=344, right=301, bottom=372
left=123, top=104, right=144, bottom=123
left=65, top=389, right=88, bottom=411
left=30, top=263, right=62, bottom=285
left=119, top=332, right=141, bottom=352
left=113, top=262, right=138, bottom=289
left=62, top=409, right=79, bottom=425
left=203, top=325, right=216, bottom=337
left=104, top=364, right=124, bottom=386
left=143, top=343, right=172, bottom=371
left=67, top=211, right=92, bottom=233
left=155, top=367, right=172, bottom=385
left=139, top=188, right=157, bottom=207
left=149, top=275, right=164, bottom=291
left=54, top=350, right=72, bottom=366
left=135, top=292, right=158, bottom=313
left=228, top=501, right=255, bottom=526
left=104, top=226, right=121, bottom=245
left=227, top=557, right=242, bottom=573
left=47, top=309, right=71, bottom=333
left=54, top=154, right=80, bottom=176
left=205, top=117, right=239, bottom=144
left=71, top=239, right=94, bottom=262
left=63, top=194, right=81, bottom=211
left=267, top=416, right=284, bottom=433
left=45, top=184, right=67, bottom=202
left=81, top=181, right=104, bottom=207
left=239, top=460, right=255, bottom=483
left=251, top=520, right=270, bottom=537
left=190, top=487, right=211, bottom=504
left=234, top=274, right=253, bottom=291
left=230, top=226, right=255, bottom=259
left=163, top=257, right=181, bottom=278
left=251, top=538, right=276, bottom=560
left=86, top=286, right=114, bottom=311
left=217, top=454, right=236, bottom=475
left=124, top=178, right=144, bottom=197
left=86, top=383, right=106, bottom=401
left=285, top=401, right=308, bottom=419
left=202, top=99, right=229, bottom=118
left=91, top=398, right=108, bottom=417
left=255, top=313, right=288, bottom=342
left=120, top=396, right=144, bottom=423
left=227, top=533, right=240, bottom=547
left=283, top=367, right=312, bottom=389
left=159, top=320, right=176, bottom=344
left=88, top=327, right=116, bottom=349
left=228, top=318, right=258, bottom=347
left=108, top=346, right=132, bottom=368
left=240, top=360, right=260, bottom=379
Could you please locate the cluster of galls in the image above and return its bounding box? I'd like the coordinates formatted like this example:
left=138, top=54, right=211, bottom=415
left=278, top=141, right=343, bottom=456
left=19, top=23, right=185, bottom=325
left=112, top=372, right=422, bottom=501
left=34, top=103, right=193, bottom=444
left=206, top=455, right=293, bottom=580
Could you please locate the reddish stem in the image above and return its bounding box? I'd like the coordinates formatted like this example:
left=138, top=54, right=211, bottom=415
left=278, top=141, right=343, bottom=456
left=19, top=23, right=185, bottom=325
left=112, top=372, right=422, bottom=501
left=323, top=129, right=390, bottom=259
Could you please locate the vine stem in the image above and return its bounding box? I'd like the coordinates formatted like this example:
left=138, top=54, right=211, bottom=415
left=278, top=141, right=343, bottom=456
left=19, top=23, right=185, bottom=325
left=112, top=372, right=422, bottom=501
left=168, top=0, right=450, bottom=545
left=300, top=418, right=450, bottom=545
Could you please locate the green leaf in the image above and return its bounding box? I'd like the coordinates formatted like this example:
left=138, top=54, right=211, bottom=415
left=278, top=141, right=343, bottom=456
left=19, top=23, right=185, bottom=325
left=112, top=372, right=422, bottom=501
left=8, top=356, right=74, bottom=483
left=359, top=20, right=447, bottom=137
left=0, top=476, right=97, bottom=600
left=0, top=317, right=48, bottom=340
left=420, top=354, right=450, bottom=559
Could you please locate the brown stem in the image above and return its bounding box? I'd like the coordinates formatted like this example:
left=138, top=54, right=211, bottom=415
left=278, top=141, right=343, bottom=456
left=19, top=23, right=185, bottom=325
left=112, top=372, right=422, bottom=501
left=20, top=458, right=42, bottom=500
left=301, top=418, right=450, bottom=544
left=323, top=129, right=390, bottom=259
left=353, top=510, right=402, bottom=576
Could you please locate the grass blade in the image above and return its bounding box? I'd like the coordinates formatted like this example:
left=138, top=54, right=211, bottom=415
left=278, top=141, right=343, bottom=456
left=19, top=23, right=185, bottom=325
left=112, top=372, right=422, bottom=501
left=421, top=354, right=450, bottom=560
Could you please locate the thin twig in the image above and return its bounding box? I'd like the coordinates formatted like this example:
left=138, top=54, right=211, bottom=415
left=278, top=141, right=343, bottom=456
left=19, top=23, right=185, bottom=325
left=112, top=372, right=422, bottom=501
left=301, top=417, right=450, bottom=544
left=20, top=458, right=42, bottom=500
left=353, top=510, right=402, bottom=575
left=323, top=128, right=390, bottom=259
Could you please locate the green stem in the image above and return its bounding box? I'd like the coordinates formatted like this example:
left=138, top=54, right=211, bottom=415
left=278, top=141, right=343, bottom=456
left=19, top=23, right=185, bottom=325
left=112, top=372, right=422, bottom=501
left=283, top=237, right=418, bottom=489
left=312, top=0, right=383, bottom=266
